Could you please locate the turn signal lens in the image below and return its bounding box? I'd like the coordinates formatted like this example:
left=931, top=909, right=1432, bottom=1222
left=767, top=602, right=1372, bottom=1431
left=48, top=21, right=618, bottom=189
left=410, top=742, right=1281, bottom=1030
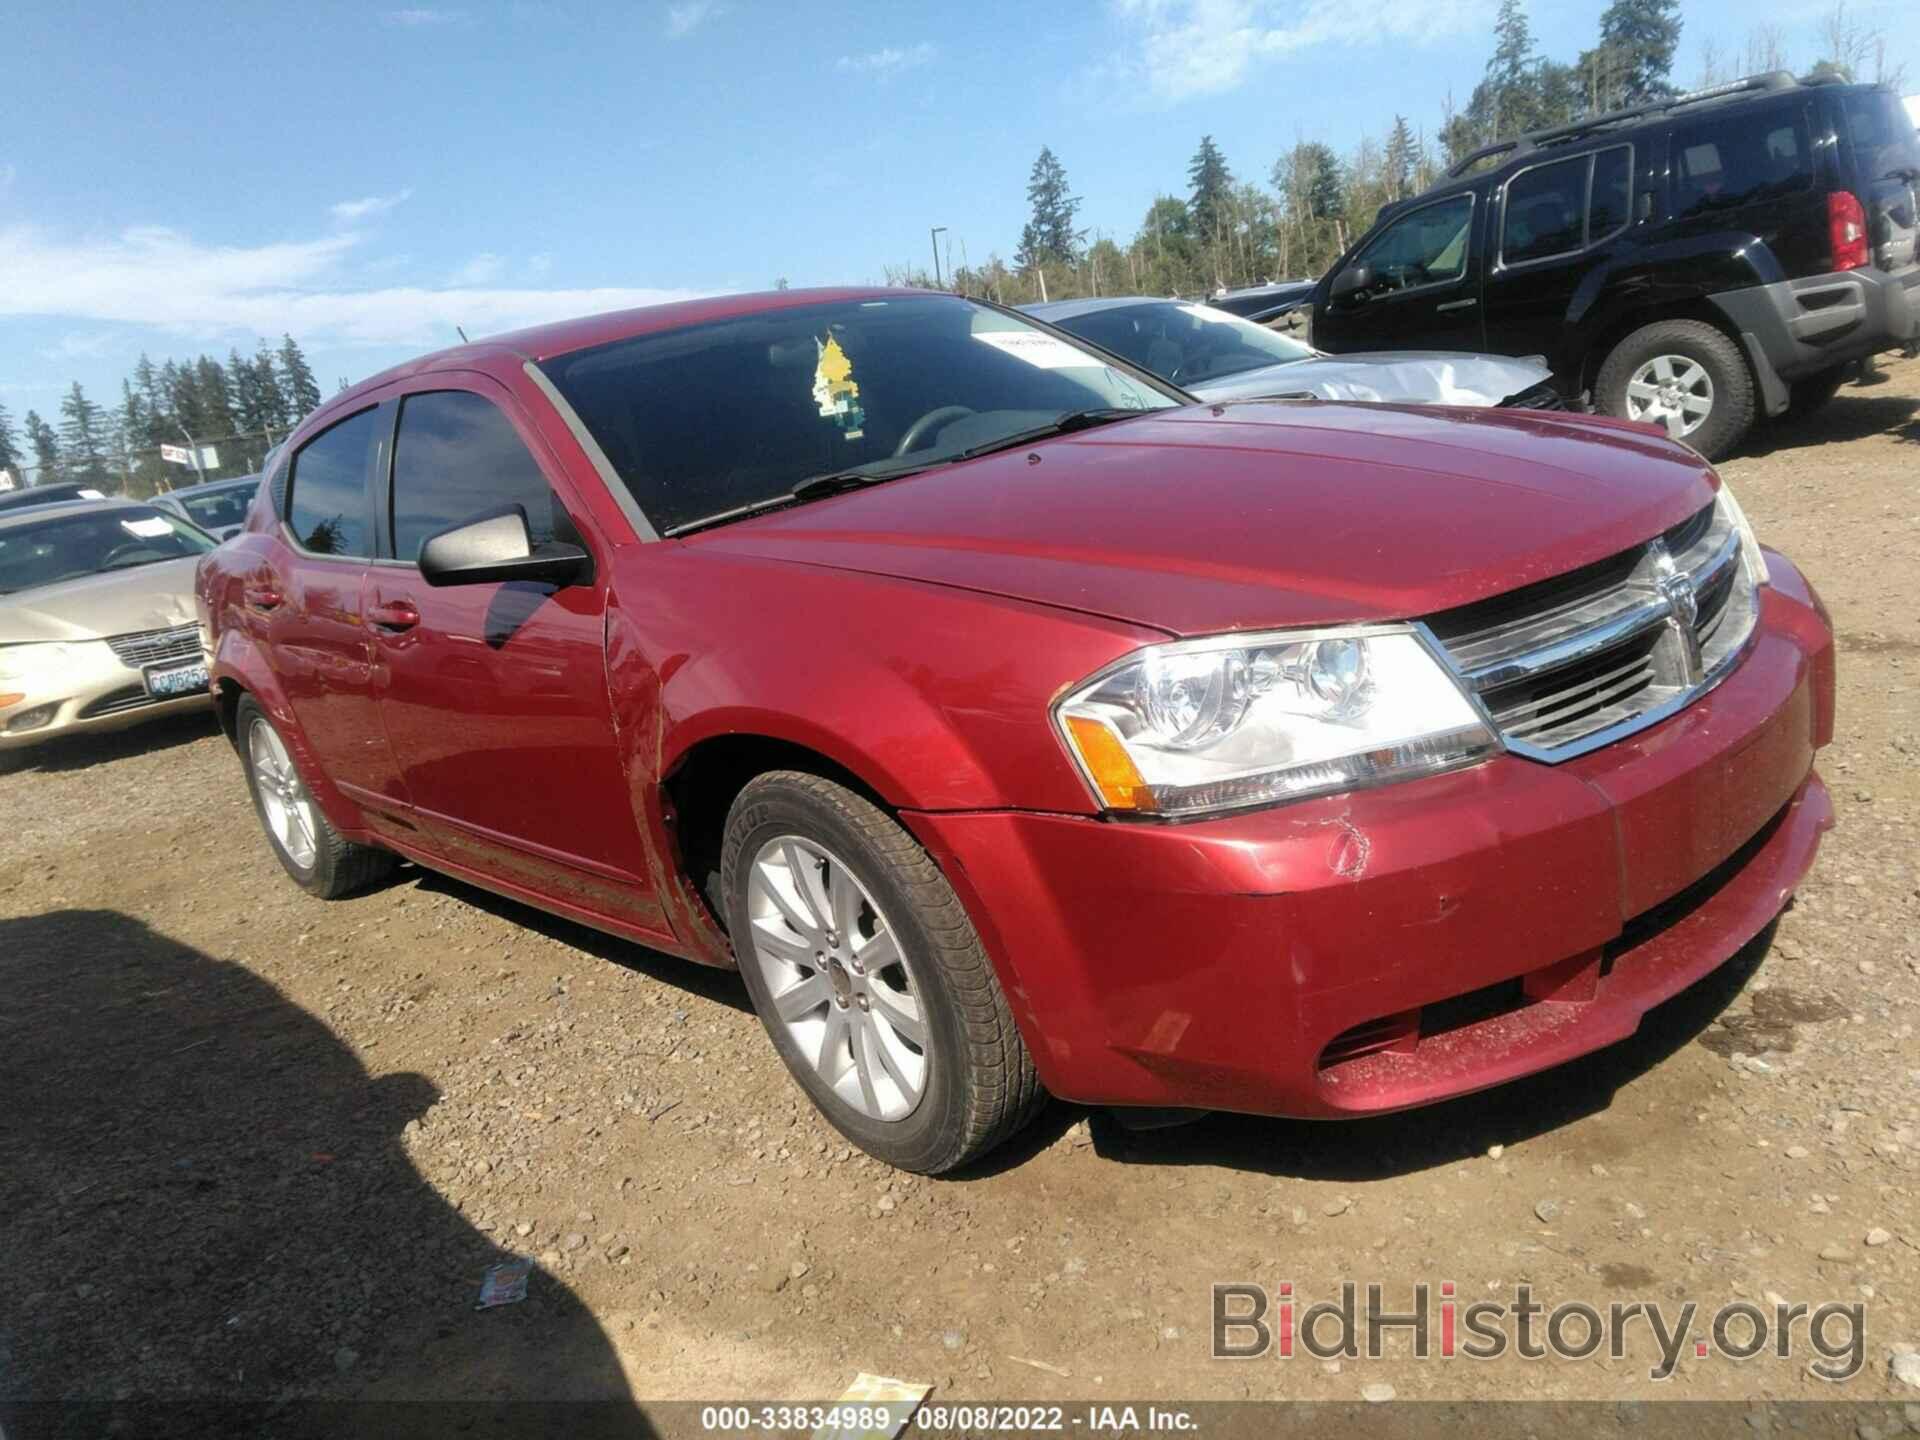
left=0, top=693, right=23, bottom=708
left=1064, top=713, right=1155, bottom=812
left=1828, top=191, right=1869, bottom=271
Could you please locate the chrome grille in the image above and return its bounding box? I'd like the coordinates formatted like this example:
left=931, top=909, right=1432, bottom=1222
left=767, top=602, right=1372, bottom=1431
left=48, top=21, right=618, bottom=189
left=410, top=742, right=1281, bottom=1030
left=105, top=624, right=200, bottom=669
left=1425, top=497, right=1760, bottom=759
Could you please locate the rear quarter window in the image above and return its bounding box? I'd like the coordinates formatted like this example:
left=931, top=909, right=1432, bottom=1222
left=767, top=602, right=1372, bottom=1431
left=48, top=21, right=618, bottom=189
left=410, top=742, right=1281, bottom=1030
left=1841, top=90, right=1920, bottom=181
left=1671, top=106, right=1812, bottom=217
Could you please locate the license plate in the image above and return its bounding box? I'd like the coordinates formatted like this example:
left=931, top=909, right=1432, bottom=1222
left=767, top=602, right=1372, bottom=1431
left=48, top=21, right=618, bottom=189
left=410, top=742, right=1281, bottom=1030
left=144, top=660, right=210, bottom=699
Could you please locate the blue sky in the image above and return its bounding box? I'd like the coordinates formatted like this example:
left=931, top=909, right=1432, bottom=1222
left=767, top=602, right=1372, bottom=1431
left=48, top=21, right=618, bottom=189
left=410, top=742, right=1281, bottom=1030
left=3, top=0, right=1913, bottom=423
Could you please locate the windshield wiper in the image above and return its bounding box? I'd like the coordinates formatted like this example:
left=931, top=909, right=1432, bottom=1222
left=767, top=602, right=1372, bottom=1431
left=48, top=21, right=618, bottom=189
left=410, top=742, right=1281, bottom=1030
left=662, top=458, right=933, bottom=538
left=947, top=407, right=1141, bottom=463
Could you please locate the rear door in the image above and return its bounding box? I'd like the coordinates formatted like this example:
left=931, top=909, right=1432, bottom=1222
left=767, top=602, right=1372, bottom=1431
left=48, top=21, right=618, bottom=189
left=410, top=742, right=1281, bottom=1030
left=260, top=404, right=408, bottom=812
left=1482, top=144, right=1635, bottom=374
left=1315, top=190, right=1487, bottom=354
left=365, top=380, right=666, bottom=935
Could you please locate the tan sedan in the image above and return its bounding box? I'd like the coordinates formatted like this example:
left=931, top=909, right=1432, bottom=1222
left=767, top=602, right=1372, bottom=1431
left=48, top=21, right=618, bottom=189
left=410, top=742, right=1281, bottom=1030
left=0, top=498, right=219, bottom=753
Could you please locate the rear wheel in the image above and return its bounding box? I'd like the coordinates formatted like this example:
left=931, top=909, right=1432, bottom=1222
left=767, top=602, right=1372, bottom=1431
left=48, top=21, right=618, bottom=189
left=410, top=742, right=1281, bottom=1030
left=237, top=695, right=393, bottom=898
left=1595, top=320, right=1755, bottom=460
left=721, top=771, right=1044, bottom=1173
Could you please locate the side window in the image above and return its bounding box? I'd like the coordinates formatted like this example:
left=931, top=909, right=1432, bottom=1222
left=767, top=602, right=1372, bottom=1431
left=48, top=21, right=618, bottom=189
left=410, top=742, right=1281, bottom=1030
left=1672, top=108, right=1811, bottom=217
left=1502, top=155, right=1587, bottom=264
left=1353, top=194, right=1474, bottom=293
left=390, top=390, right=559, bottom=565
left=286, top=409, right=377, bottom=557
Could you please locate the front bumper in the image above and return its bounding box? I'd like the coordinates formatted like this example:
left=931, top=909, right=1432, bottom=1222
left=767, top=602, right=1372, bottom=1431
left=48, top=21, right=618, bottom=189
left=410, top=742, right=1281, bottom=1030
left=0, top=641, right=212, bottom=752
left=906, top=553, right=1836, bottom=1118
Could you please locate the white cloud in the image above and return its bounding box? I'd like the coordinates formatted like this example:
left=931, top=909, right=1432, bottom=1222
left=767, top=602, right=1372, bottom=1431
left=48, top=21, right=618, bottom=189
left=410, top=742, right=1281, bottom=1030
left=528, top=252, right=553, bottom=276
left=385, top=7, right=462, bottom=25
left=329, top=189, right=413, bottom=224
left=1107, top=0, right=1474, bottom=103
left=666, top=1, right=722, bottom=37
left=0, top=223, right=703, bottom=351
left=836, top=42, right=936, bottom=75
left=449, top=252, right=506, bottom=285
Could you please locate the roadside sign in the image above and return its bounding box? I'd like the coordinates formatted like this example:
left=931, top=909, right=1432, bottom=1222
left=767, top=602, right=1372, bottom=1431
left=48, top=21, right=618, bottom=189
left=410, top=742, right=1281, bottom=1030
left=0, top=468, right=15, bottom=491
left=160, top=443, right=194, bottom=467
left=198, top=446, right=220, bottom=469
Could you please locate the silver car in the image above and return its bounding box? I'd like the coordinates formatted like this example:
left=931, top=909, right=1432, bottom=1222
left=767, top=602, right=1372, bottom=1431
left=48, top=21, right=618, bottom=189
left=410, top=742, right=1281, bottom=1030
left=0, top=499, right=218, bottom=753
left=150, top=474, right=262, bottom=541
left=1026, top=296, right=1558, bottom=407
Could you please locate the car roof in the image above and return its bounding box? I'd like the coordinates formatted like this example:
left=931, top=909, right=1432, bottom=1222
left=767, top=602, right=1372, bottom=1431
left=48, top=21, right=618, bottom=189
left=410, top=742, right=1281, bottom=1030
left=0, top=497, right=149, bottom=532
left=1025, top=296, right=1193, bottom=322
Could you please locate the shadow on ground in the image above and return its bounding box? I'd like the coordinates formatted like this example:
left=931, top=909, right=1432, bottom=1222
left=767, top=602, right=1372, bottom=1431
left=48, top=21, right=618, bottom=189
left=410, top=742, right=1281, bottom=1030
left=0, top=710, right=221, bottom=776
left=1733, top=390, right=1919, bottom=458
left=1076, top=921, right=1778, bottom=1183
left=0, top=909, right=650, bottom=1437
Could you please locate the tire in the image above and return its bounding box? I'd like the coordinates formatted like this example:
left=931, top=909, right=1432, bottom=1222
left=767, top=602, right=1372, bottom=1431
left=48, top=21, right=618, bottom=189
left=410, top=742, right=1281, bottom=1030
left=721, top=771, right=1044, bottom=1174
left=1785, top=365, right=1847, bottom=418
left=1594, top=320, right=1756, bottom=461
left=236, top=695, right=394, bottom=899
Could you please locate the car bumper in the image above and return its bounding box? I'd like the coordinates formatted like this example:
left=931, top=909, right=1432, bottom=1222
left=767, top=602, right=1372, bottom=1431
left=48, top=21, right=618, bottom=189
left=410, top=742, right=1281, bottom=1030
left=1713, top=264, right=1920, bottom=409
left=0, top=642, right=212, bottom=752
left=905, top=551, right=1836, bottom=1119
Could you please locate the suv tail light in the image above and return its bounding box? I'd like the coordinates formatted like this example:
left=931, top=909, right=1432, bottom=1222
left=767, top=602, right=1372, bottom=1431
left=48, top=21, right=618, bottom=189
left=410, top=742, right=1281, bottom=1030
left=1828, top=190, right=1869, bottom=271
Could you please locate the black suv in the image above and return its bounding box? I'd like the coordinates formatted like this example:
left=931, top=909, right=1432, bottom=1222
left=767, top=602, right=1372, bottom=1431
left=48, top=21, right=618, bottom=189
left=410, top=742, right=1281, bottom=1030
left=1311, top=73, right=1920, bottom=458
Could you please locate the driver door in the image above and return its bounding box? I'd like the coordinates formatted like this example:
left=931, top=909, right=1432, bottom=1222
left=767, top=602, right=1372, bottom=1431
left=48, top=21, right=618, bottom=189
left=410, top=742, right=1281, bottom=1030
left=1317, top=191, right=1488, bottom=355
left=364, top=380, right=667, bottom=938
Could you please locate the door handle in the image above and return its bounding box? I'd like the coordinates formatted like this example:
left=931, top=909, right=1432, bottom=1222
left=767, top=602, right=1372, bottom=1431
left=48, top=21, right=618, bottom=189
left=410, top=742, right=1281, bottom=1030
left=368, top=599, right=420, bottom=632
left=1436, top=298, right=1479, bottom=313
left=243, top=583, right=283, bottom=613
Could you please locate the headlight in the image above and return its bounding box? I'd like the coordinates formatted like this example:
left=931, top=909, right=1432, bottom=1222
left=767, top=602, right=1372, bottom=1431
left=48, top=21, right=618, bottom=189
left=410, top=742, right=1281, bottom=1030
left=1055, top=627, right=1498, bottom=818
left=1713, top=480, right=1770, bottom=586
left=0, top=642, right=75, bottom=684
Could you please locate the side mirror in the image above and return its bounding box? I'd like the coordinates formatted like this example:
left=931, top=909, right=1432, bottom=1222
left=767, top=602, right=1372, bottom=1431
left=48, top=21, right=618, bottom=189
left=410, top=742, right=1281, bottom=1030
left=1330, top=264, right=1374, bottom=301
left=418, top=504, right=592, bottom=588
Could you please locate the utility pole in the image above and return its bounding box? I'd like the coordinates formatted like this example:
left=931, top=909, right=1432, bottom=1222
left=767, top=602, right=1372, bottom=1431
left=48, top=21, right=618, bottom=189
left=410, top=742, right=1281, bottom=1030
left=177, top=421, right=205, bottom=488
left=930, top=226, right=947, bottom=288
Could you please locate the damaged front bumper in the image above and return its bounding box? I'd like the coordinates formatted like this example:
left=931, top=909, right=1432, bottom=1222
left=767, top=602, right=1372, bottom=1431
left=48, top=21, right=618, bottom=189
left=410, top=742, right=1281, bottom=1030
left=904, top=552, right=1836, bottom=1119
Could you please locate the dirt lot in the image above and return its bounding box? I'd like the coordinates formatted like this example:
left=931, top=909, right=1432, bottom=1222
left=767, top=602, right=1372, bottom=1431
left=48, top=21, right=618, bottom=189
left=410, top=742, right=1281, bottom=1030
left=3, top=360, right=1918, bottom=1427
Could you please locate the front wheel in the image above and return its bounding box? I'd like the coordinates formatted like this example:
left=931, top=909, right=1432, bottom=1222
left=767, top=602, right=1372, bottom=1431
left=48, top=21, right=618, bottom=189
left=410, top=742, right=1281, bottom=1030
left=1594, top=320, right=1755, bottom=460
left=721, top=771, right=1044, bottom=1173
left=237, top=696, right=394, bottom=898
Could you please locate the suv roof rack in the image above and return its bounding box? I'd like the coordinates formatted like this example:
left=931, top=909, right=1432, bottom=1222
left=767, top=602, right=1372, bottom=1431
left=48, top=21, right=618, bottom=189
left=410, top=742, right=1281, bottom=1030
left=1444, top=71, right=1801, bottom=179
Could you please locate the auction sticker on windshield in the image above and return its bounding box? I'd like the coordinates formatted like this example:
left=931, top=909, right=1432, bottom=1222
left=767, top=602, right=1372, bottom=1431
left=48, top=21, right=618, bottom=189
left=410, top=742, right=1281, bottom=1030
left=973, top=330, right=1097, bottom=369
left=120, top=517, right=175, bottom=539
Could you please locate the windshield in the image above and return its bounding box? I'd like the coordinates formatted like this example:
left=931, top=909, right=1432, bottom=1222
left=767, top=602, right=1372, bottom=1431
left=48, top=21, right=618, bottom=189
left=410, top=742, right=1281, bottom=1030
left=173, top=480, right=259, bottom=531
left=1047, top=302, right=1316, bottom=387
left=537, top=294, right=1179, bottom=535
left=0, top=507, right=216, bottom=595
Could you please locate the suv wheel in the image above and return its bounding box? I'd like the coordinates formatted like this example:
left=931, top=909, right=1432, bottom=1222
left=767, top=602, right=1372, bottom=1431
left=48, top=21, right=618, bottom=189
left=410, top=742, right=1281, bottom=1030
left=237, top=695, right=394, bottom=898
left=721, top=771, right=1044, bottom=1173
left=1595, top=320, right=1755, bottom=460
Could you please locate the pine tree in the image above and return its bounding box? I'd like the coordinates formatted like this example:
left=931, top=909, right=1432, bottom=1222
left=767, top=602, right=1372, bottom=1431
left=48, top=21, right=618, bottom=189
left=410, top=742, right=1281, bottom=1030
left=194, top=356, right=237, bottom=441
left=1384, top=117, right=1419, bottom=201
left=277, top=334, right=321, bottom=420
left=254, top=345, right=291, bottom=431
left=1585, top=0, right=1682, bottom=106
left=58, top=382, right=110, bottom=482
left=25, top=410, right=61, bottom=485
left=0, top=400, right=22, bottom=480
left=1187, top=136, right=1235, bottom=244
left=1015, top=147, right=1082, bottom=270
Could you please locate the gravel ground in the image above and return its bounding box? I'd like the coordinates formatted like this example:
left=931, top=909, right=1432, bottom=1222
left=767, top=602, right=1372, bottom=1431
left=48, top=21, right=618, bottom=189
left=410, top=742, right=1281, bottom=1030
left=2, top=360, right=1916, bottom=1426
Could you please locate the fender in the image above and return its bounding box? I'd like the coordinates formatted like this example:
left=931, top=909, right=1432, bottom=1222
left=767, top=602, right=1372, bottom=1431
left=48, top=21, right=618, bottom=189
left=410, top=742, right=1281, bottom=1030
left=1563, top=229, right=1784, bottom=376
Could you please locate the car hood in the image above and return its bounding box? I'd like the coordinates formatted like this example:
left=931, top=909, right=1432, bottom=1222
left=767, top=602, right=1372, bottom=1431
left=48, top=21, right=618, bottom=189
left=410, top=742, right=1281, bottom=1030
left=695, top=402, right=1716, bottom=638
left=0, top=557, right=201, bottom=643
left=1188, top=351, right=1551, bottom=405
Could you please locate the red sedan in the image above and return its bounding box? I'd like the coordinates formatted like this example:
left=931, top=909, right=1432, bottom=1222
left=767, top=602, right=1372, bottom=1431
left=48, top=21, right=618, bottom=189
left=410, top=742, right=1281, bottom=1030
left=196, top=288, right=1835, bottom=1173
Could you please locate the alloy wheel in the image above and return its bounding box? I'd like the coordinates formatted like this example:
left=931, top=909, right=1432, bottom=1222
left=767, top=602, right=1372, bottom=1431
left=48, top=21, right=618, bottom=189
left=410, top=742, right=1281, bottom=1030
left=248, top=717, right=320, bottom=870
left=743, top=835, right=930, bottom=1121
left=1625, top=354, right=1714, bottom=440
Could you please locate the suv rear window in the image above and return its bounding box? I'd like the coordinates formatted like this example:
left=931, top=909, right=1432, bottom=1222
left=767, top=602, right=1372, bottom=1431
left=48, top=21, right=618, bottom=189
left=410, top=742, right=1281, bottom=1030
left=1672, top=108, right=1811, bottom=217
left=1841, top=90, right=1920, bottom=183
